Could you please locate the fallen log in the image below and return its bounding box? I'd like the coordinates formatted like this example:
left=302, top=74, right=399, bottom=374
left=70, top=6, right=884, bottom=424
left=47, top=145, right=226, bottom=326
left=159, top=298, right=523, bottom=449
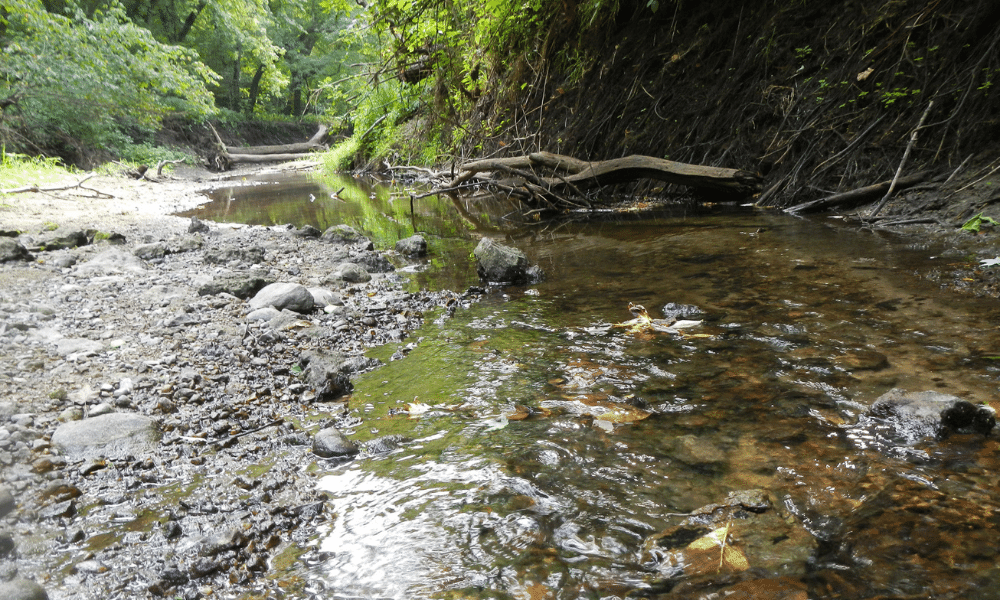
left=447, top=152, right=761, bottom=206
left=225, top=153, right=324, bottom=163
left=208, top=123, right=329, bottom=169
left=784, top=171, right=929, bottom=214
left=227, top=125, right=328, bottom=155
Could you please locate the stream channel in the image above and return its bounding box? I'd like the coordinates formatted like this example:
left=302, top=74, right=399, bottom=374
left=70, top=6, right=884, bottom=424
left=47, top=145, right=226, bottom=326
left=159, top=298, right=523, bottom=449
left=185, top=171, right=1000, bottom=599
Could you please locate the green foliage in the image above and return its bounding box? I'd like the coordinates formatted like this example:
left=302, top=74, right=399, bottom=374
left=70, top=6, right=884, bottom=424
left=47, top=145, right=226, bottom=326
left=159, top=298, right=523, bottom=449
left=0, top=0, right=218, bottom=157
left=0, top=146, right=73, bottom=191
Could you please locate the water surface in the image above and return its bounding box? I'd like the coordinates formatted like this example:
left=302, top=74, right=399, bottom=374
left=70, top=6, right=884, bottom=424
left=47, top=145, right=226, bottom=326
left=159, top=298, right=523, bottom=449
left=188, top=172, right=1000, bottom=599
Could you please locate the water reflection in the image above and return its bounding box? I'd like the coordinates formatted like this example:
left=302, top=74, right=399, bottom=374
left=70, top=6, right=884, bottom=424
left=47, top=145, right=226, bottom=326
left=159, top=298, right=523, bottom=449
left=188, top=173, right=1000, bottom=598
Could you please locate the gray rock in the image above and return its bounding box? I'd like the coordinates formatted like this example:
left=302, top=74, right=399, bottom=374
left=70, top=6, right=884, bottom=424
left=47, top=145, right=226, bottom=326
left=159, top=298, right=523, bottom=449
left=51, top=413, right=160, bottom=459
left=474, top=238, right=542, bottom=284
left=300, top=349, right=352, bottom=401
left=308, top=287, right=343, bottom=308
left=188, top=216, right=210, bottom=234
left=351, top=251, right=395, bottom=273
left=49, top=254, right=77, bottom=268
left=0, top=239, right=31, bottom=262
left=0, top=579, right=48, bottom=600
left=197, top=274, right=273, bottom=299
left=313, top=426, right=359, bottom=458
left=199, top=529, right=246, bottom=556
left=867, top=389, right=996, bottom=443
left=249, top=282, right=314, bottom=313
left=396, top=234, right=428, bottom=256
left=133, top=242, right=169, bottom=260
left=53, top=338, right=103, bottom=357
left=74, top=249, right=146, bottom=276
left=293, top=225, right=321, bottom=238
left=361, top=434, right=410, bottom=455
left=321, top=224, right=368, bottom=245
left=37, top=230, right=88, bottom=251
left=0, top=531, right=13, bottom=558
left=0, top=485, right=14, bottom=518
left=330, top=262, right=371, bottom=283
left=204, top=246, right=265, bottom=265
left=246, top=306, right=281, bottom=322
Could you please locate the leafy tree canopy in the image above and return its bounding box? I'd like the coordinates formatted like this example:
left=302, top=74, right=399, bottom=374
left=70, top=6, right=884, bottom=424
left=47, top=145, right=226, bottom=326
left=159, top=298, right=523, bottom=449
left=0, top=0, right=218, bottom=160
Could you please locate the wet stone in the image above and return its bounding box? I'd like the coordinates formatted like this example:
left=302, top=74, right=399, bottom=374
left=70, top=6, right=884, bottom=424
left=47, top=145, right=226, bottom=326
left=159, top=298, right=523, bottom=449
left=0, top=486, right=14, bottom=518
left=0, top=532, right=14, bottom=559
left=320, top=224, right=367, bottom=245
left=474, top=237, right=542, bottom=284
left=395, top=234, right=427, bottom=257
left=312, top=426, right=359, bottom=458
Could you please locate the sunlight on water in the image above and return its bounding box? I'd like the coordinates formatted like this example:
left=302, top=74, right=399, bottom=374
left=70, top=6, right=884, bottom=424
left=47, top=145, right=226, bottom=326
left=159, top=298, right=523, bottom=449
left=193, top=173, right=1000, bottom=599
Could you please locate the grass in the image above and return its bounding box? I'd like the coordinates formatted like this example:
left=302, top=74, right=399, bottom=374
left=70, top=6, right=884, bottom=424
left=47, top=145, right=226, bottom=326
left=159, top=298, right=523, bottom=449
left=0, top=148, right=75, bottom=194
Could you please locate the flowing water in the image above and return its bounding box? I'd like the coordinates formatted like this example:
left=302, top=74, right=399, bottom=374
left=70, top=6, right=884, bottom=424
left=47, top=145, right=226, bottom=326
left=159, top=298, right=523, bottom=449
left=186, top=172, right=1000, bottom=599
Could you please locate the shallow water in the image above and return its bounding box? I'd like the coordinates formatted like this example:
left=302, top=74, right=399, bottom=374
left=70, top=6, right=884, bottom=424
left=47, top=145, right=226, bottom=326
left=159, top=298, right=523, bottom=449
left=187, top=172, right=1000, bottom=599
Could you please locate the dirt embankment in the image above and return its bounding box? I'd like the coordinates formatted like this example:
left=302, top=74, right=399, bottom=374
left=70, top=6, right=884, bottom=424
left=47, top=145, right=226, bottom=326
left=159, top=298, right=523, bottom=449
left=462, top=0, right=1000, bottom=216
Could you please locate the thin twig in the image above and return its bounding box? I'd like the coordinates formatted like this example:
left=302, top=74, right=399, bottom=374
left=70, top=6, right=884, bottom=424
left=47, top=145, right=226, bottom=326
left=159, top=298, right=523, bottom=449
left=869, top=100, right=934, bottom=219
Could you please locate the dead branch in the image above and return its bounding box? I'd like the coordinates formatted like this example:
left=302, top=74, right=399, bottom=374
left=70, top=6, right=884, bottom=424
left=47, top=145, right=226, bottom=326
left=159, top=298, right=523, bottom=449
left=2, top=173, right=112, bottom=198
left=869, top=100, right=934, bottom=219
left=785, top=171, right=929, bottom=214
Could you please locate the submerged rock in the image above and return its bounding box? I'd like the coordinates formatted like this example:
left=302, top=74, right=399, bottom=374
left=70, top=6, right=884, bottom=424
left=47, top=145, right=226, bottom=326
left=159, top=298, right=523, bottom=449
left=474, top=238, right=542, bottom=284
left=865, top=388, right=995, bottom=443
left=640, top=490, right=815, bottom=588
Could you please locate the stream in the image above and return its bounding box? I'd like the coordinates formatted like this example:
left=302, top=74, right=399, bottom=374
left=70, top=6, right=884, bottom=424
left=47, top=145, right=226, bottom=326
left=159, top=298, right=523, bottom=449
left=184, top=171, right=1000, bottom=599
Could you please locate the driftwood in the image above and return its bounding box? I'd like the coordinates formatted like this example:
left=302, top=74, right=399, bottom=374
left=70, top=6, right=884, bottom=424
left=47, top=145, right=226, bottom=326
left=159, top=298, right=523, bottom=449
left=784, top=171, right=929, bottom=214
left=208, top=123, right=328, bottom=170
left=227, top=125, right=328, bottom=155
left=441, top=151, right=761, bottom=210
left=1, top=173, right=113, bottom=198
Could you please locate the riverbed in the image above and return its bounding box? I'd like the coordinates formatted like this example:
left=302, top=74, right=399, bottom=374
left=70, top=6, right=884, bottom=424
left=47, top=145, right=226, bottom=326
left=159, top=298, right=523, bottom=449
left=2, top=167, right=1000, bottom=599
left=187, top=171, right=1000, bottom=599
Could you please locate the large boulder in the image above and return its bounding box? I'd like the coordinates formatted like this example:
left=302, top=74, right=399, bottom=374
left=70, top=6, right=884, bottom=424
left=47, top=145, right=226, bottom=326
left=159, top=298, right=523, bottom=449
left=474, top=238, right=542, bottom=284
left=0, top=238, right=31, bottom=262
left=51, top=413, right=160, bottom=459
left=248, top=282, right=314, bottom=313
